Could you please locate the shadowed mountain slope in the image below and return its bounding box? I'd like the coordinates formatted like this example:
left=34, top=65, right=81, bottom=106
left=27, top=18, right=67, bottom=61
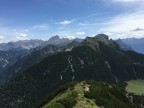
left=0, top=34, right=144, bottom=108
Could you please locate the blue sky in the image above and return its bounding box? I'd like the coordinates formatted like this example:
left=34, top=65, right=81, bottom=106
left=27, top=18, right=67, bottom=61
left=0, top=0, right=144, bottom=42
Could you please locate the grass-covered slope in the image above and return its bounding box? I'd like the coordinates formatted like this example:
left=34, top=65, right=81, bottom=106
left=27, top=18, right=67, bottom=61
left=125, top=80, right=144, bottom=107
left=0, top=35, right=144, bottom=107
left=126, top=80, right=144, bottom=95
left=41, top=81, right=135, bottom=108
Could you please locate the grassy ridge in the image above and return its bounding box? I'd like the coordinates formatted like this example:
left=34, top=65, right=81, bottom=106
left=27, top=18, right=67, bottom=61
left=42, top=81, right=100, bottom=108
left=42, top=81, right=135, bottom=108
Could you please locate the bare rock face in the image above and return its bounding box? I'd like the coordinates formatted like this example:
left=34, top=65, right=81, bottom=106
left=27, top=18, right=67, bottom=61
left=47, top=35, right=61, bottom=44
left=83, top=34, right=109, bottom=44
left=46, top=35, right=73, bottom=46
left=95, top=34, right=109, bottom=42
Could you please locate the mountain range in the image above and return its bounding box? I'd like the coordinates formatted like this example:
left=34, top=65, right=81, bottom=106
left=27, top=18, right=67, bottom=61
left=0, top=34, right=144, bottom=108
left=0, top=35, right=84, bottom=85
left=0, top=37, right=81, bottom=85
left=121, top=38, right=144, bottom=54
left=0, top=39, right=44, bottom=73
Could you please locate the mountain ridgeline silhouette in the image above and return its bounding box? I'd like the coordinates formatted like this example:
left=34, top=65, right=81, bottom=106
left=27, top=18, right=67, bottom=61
left=0, top=34, right=144, bottom=108
left=0, top=36, right=81, bottom=85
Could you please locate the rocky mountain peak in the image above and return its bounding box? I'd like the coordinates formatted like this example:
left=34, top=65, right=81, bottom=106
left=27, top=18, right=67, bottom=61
left=48, top=35, right=60, bottom=41
left=94, top=34, right=109, bottom=41
left=82, top=34, right=110, bottom=46
left=46, top=35, right=73, bottom=46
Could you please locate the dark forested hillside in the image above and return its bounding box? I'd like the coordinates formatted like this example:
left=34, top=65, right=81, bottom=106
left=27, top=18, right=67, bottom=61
left=0, top=37, right=80, bottom=85
left=0, top=34, right=144, bottom=108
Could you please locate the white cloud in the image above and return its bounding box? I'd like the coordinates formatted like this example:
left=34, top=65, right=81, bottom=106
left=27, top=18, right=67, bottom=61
left=56, top=20, right=73, bottom=25
left=15, top=32, right=28, bottom=40
left=78, top=21, right=98, bottom=26
left=112, top=0, right=144, bottom=2
left=65, top=36, right=75, bottom=40
left=79, top=22, right=88, bottom=26
left=99, top=10, right=144, bottom=33
left=0, top=36, right=5, bottom=43
left=0, top=36, right=5, bottom=39
left=24, top=29, right=29, bottom=32
left=76, top=32, right=86, bottom=35
left=32, top=24, right=49, bottom=29
left=105, top=31, right=144, bottom=39
left=132, top=27, right=144, bottom=31
left=103, top=32, right=113, bottom=36
left=96, top=10, right=144, bottom=39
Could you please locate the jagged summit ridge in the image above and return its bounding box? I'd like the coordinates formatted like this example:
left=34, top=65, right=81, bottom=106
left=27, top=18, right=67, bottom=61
left=84, top=34, right=109, bottom=43
left=95, top=34, right=109, bottom=41
left=48, top=35, right=60, bottom=41
left=46, top=35, right=73, bottom=46
left=0, top=39, right=44, bottom=51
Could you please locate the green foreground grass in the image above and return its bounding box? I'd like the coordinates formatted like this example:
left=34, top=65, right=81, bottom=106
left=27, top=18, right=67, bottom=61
left=126, top=80, right=144, bottom=95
